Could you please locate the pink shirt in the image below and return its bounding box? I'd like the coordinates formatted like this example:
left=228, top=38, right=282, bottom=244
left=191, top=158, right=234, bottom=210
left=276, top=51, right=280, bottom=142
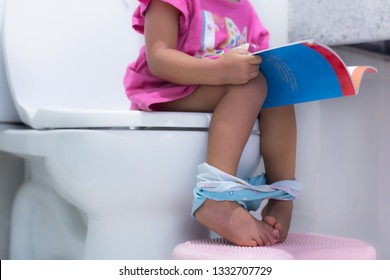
left=124, top=0, right=269, bottom=111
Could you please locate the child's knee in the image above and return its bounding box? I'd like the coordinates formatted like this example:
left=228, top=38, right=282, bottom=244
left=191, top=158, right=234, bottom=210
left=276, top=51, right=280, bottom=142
left=243, top=74, right=267, bottom=105
left=219, top=74, right=267, bottom=110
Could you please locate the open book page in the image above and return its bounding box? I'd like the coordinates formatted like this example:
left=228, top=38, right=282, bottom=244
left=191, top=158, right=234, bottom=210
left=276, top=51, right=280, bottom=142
left=347, top=66, right=378, bottom=93
left=252, top=40, right=377, bottom=108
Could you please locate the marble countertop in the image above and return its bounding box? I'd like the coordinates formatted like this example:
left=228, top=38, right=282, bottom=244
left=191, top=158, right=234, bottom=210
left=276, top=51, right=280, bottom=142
left=288, top=0, right=390, bottom=45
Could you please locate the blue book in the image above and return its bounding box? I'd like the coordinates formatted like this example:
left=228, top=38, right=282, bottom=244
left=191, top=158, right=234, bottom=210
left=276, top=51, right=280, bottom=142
left=252, top=40, right=377, bottom=108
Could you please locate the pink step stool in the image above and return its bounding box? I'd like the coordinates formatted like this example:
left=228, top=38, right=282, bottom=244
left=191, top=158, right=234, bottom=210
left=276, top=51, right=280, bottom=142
left=172, top=232, right=376, bottom=260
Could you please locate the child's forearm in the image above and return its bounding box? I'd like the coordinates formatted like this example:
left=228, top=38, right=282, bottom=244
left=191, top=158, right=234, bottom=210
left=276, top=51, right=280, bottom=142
left=147, top=47, right=262, bottom=86
left=147, top=48, right=224, bottom=86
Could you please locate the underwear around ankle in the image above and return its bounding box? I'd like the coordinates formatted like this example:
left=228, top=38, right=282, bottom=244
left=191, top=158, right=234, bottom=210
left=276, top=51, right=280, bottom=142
left=192, top=162, right=303, bottom=218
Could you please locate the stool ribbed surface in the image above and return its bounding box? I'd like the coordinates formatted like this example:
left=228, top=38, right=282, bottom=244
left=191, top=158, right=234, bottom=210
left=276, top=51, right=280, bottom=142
left=172, top=232, right=376, bottom=260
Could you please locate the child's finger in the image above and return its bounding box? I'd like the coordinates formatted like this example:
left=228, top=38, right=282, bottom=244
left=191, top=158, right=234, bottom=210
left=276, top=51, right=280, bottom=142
left=249, top=55, right=262, bottom=64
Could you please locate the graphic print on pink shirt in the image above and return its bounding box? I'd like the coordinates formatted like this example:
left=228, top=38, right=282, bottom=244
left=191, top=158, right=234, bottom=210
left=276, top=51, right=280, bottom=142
left=196, top=10, right=248, bottom=58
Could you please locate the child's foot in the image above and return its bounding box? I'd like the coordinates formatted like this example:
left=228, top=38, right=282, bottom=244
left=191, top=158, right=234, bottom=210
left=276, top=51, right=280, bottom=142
left=261, top=200, right=293, bottom=242
left=194, top=199, right=279, bottom=246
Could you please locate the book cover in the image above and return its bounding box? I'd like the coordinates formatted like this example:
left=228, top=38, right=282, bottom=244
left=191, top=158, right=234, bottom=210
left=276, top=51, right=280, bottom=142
left=252, top=40, right=377, bottom=108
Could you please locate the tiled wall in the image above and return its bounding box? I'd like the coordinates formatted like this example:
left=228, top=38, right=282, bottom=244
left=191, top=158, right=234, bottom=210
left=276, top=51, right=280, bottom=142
left=289, top=0, right=390, bottom=45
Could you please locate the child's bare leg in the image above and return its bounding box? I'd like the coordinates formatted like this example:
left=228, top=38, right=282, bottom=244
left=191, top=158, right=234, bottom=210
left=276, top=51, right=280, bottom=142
left=154, top=75, right=278, bottom=246
left=259, top=105, right=297, bottom=242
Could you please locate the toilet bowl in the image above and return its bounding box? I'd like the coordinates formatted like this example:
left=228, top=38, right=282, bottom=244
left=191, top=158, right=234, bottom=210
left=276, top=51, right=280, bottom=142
left=0, top=0, right=260, bottom=259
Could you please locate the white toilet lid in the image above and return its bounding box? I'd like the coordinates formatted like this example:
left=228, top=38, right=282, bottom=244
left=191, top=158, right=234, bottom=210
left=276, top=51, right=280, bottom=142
left=2, top=0, right=214, bottom=129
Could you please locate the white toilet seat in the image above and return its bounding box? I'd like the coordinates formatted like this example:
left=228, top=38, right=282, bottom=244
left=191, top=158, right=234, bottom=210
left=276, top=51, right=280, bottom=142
left=31, top=108, right=214, bottom=129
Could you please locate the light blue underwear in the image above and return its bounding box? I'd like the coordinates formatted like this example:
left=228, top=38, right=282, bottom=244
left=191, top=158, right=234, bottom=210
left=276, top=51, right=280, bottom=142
left=192, top=162, right=303, bottom=218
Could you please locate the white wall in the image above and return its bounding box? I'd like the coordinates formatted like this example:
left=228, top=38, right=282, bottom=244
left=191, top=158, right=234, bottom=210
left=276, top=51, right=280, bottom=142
left=251, top=0, right=289, bottom=47
left=254, top=0, right=390, bottom=259
left=292, top=46, right=390, bottom=259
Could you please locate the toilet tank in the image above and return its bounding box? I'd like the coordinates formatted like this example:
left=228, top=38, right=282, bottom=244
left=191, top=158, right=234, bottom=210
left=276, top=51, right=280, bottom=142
left=0, top=0, right=20, bottom=123
left=3, top=0, right=144, bottom=127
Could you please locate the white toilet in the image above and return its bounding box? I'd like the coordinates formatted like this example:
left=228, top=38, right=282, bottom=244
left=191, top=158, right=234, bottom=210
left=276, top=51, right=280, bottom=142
left=0, top=0, right=260, bottom=259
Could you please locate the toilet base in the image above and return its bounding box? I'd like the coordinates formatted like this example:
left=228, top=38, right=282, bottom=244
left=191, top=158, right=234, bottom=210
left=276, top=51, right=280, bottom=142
left=4, top=128, right=260, bottom=259
left=10, top=179, right=86, bottom=259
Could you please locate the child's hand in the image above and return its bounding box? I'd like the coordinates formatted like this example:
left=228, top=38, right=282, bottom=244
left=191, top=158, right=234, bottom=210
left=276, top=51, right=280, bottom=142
left=216, top=47, right=262, bottom=85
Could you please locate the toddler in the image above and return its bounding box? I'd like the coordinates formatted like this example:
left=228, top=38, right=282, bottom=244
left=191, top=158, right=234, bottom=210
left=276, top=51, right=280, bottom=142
left=124, top=0, right=302, bottom=246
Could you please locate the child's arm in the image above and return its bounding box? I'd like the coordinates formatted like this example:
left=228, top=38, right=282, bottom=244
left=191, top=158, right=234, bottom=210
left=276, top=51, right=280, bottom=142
left=144, top=0, right=262, bottom=86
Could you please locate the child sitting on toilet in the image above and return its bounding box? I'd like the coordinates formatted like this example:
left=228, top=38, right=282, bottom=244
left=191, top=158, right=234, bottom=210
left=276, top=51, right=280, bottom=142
left=124, top=0, right=302, bottom=246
